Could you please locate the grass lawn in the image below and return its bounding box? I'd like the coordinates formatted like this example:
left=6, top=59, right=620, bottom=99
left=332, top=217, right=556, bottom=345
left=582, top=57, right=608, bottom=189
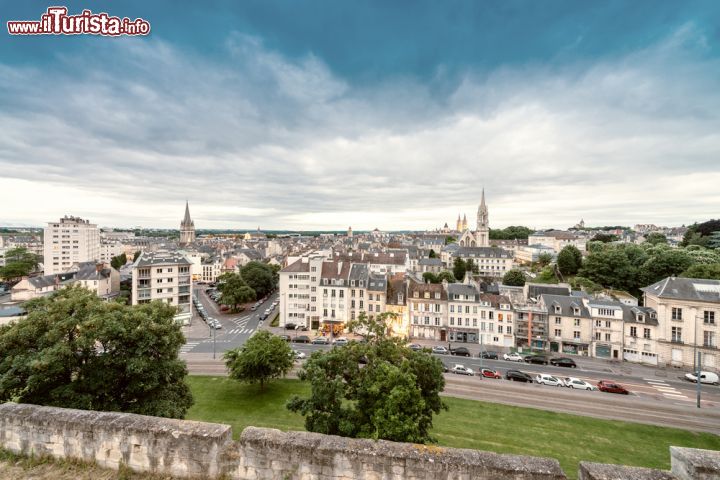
left=186, top=376, right=720, bottom=479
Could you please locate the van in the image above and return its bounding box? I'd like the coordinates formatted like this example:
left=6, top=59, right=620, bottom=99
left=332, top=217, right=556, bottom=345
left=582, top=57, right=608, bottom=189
left=685, top=371, right=720, bottom=385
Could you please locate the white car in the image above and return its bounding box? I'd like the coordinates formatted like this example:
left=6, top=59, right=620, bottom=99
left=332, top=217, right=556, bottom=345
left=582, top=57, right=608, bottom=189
left=685, top=371, right=720, bottom=385
left=535, top=374, right=563, bottom=387
left=432, top=346, right=449, bottom=355
left=564, top=377, right=596, bottom=390
left=451, top=364, right=474, bottom=376
left=503, top=352, right=524, bottom=362
left=333, top=337, right=349, bottom=346
left=293, top=350, right=306, bottom=360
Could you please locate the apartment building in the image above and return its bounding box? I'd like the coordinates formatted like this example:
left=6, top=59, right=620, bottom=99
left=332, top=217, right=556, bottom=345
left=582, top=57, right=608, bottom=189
left=541, top=294, right=592, bottom=356
left=11, top=262, right=119, bottom=301
left=528, top=230, right=587, bottom=253
left=131, top=251, right=193, bottom=325
left=99, top=241, right=125, bottom=264
left=408, top=280, right=447, bottom=340
left=201, top=257, right=223, bottom=283
left=449, top=246, right=514, bottom=277
left=622, top=305, right=660, bottom=366
left=279, top=255, right=324, bottom=329
left=43, top=216, right=100, bottom=275
left=446, top=283, right=514, bottom=347
left=642, top=277, right=720, bottom=370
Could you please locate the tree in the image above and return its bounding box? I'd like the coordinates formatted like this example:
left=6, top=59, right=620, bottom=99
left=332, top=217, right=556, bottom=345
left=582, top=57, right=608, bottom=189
left=502, top=269, right=526, bottom=287
left=240, top=261, right=275, bottom=298
left=452, top=257, right=467, bottom=281
left=0, top=286, right=193, bottom=418
left=591, top=233, right=617, bottom=243
left=537, top=252, right=553, bottom=267
left=490, top=226, right=533, bottom=240
left=444, top=236, right=456, bottom=245
left=422, top=272, right=439, bottom=284
left=681, top=263, right=720, bottom=280
left=437, top=270, right=456, bottom=283
left=645, top=232, right=668, bottom=245
left=133, top=250, right=142, bottom=261
left=287, top=312, right=446, bottom=443
left=217, top=272, right=256, bottom=312
left=223, top=330, right=293, bottom=391
left=465, top=258, right=479, bottom=274
left=0, top=247, right=39, bottom=281
left=579, top=246, right=638, bottom=292
left=110, top=252, right=127, bottom=270
left=428, top=249, right=437, bottom=258
left=640, top=249, right=693, bottom=286
left=557, top=245, right=582, bottom=276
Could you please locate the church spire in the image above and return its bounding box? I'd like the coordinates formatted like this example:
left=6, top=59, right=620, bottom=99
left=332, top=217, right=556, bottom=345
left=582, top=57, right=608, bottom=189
left=182, top=200, right=192, bottom=226
left=480, top=188, right=486, bottom=208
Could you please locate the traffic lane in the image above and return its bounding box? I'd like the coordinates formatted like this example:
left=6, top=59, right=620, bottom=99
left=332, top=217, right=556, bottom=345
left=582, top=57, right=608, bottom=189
left=436, top=355, right=720, bottom=403
left=441, top=374, right=720, bottom=434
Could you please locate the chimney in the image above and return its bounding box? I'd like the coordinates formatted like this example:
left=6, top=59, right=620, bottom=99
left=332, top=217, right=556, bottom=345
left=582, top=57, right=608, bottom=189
left=96, top=263, right=103, bottom=273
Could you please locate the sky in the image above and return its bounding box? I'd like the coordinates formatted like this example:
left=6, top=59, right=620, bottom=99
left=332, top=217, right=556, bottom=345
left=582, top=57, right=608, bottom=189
left=1, top=1, right=720, bottom=231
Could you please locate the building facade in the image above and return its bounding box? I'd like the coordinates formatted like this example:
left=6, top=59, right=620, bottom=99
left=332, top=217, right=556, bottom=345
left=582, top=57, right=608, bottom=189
left=43, top=216, right=100, bottom=275
left=131, top=251, right=193, bottom=325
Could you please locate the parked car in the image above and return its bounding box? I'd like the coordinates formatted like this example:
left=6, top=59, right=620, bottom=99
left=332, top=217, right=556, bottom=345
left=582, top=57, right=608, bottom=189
left=503, top=352, right=524, bottom=362
left=505, top=370, right=533, bottom=383
left=284, top=322, right=296, bottom=330
left=597, top=380, right=630, bottom=394
left=333, top=337, right=349, bottom=346
left=535, top=373, right=563, bottom=386
left=295, top=325, right=309, bottom=331
left=480, top=368, right=502, bottom=379
left=684, top=371, right=720, bottom=385
left=450, top=346, right=471, bottom=357
left=251, top=305, right=257, bottom=311
left=278, top=334, right=291, bottom=342
left=408, top=343, right=422, bottom=351
left=431, top=346, right=449, bottom=355
left=479, top=351, right=498, bottom=359
left=550, top=357, right=577, bottom=368
left=564, top=377, right=596, bottom=390
left=312, top=337, right=330, bottom=345
left=293, top=350, right=306, bottom=360
left=293, top=335, right=311, bottom=343
left=451, top=364, right=474, bottom=376
left=524, top=355, right=549, bottom=365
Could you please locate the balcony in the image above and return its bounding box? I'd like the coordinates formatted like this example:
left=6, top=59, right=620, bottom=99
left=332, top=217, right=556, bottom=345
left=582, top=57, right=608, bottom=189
left=670, top=338, right=684, bottom=344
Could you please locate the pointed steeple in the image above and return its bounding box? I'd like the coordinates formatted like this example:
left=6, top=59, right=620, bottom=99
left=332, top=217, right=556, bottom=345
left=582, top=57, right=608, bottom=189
left=182, top=201, right=192, bottom=226
left=480, top=188, right=486, bottom=208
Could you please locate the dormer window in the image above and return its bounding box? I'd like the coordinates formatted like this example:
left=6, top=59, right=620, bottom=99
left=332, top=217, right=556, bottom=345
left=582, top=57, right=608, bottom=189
left=424, top=292, right=430, bottom=299
left=351, top=280, right=355, bottom=287
left=554, top=305, right=561, bottom=314
left=435, top=293, right=440, bottom=299
left=414, top=292, right=419, bottom=298
left=573, top=308, right=580, bottom=316
left=637, top=315, right=645, bottom=323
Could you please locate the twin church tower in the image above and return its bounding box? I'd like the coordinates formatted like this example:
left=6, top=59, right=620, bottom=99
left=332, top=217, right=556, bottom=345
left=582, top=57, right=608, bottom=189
left=456, top=189, right=490, bottom=248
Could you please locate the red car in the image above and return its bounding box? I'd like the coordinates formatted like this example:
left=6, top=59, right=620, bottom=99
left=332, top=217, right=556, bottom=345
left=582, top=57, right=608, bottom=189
left=597, top=380, right=629, bottom=394
left=480, top=368, right=501, bottom=379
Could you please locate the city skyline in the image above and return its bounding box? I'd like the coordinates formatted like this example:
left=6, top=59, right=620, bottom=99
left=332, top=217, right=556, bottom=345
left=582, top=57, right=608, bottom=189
left=2, top=1, right=720, bottom=229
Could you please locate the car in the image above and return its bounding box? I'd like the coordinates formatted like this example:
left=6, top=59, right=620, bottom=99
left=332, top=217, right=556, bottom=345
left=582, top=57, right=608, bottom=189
left=312, top=337, right=330, bottom=345
left=550, top=357, right=577, bottom=368
left=480, top=368, right=502, bottom=379
left=685, top=371, right=720, bottom=385
left=451, top=364, right=474, bottom=376
left=535, top=373, right=563, bottom=387
left=505, top=370, right=533, bottom=383
left=333, top=337, right=349, bottom=346
left=278, top=334, right=291, bottom=342
left=251, top=305, right=257, bottom=311
left=293, top=335, right=311, bottom=343
left=524, top=355, right=549, bottom=365
left=259, top=313, right=268, bottom=321
left=431, top=346, right=449, bottom=355
left=450, top=347, right=471, bottom=357
left=293, top=350, right=306, bottom=360
left=408, top=343, right=422, bottom=351
left=564, top=377, right=596, bottom=390
left=284, top=323, right=297, bottom=330
left=295, top=325, right=309, bottom=331
left=597, top=380, right=630, bottom=394
left=479, top=351, right=498, bottom=359
left=503, top=352, right=524, bottom=362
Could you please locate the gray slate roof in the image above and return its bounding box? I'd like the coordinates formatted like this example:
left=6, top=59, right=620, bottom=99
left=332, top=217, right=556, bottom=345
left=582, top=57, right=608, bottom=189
left=418, top=258, right=443, bottom=266
left=447, top=283, right=479, bottom=301
left=641, top=277, right=720, bottom=304
left=541, top=294, right=591, bottom=318
left=456, top=247, right=512, bottom=258
left=134, top=251, right=192, bottom=267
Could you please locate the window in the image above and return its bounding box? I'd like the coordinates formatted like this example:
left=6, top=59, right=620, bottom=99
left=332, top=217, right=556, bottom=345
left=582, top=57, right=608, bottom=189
left=473, top=319, right=477, bottom=327
left=498, top=325, right=503, bottom=333
left=555, top=317, right=561, bottom=325
left=465, top=318, right=469, bottom=327
left=671, top=326, right=682, bottom=343
left=605, top=333, right=611, bottom=342
left=672, top=307, right=683, bottom=321
left=644, top=328, right=651, bottom=339
left=704, top=331, right=716, bottom=348
left=630, top=326, right=637, bottom=337
left=595, top=332, right=601, bottom=341
left=574, top=331, right=581, bottom=339
left=574, top=319, right=580, bottom=326
left=705, top=311, right=716, bottom=325
left=555, top=329, right=562, bottom=337
left=424, top=316, right=430, bottom=325
left=605, top=321, right=611, bottom=328
left=450, top=305, right=455, bottom=313
left=435, top=318, right=440, bottom=326
left=450, top=317, right=455, bottom=326
left=507, top=326, right=512, bottom=335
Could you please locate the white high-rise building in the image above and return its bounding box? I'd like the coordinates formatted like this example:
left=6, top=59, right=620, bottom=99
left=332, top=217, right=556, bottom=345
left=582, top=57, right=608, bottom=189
left=131, top=251, right=193, bottom=325
left=43, top=216, right=100, bottom=275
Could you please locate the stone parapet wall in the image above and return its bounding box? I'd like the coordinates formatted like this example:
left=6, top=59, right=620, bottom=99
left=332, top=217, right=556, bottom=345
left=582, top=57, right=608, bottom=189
left=0, top=402, right=718, bottom=479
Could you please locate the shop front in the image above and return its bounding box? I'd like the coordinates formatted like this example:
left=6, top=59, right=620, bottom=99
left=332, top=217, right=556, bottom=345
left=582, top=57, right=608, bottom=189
left=561, top=341, right=589, bottom=356
left=449, top=329, right=478, bottom=344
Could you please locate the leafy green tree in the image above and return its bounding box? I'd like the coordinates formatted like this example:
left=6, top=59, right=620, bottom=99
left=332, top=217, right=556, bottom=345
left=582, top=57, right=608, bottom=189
left=537, top=252, right=553, bottom=267
left=0, top=247, right=39, bottom=281
left=217, top=272, right=256, bottom=312
left=640, top=249, right=693, bottom=286
left=223, top=330, right=293, bottom=391
left=133, top=250, right=142, bottom=261
left=437, top=270, right=456, bottom=283
left=428, top=249, right=437, bottom=258
left=287, top=312, right=446, bottom=443
left=110, top=252, right=127, bottom=270
left=0, top=286, right=193, bottom=418
left=591, top=233, right=617, bottom=243
left=422, top=272, right=439, bottom=284
left=444, top=236, right=456, bottom=245
left=240, top=261, right=275, bottom=298
left=557, top=245, right=582, bottom=276
left=502, top=269, right=526, bottom=287
left=579, top=246, right=638, bottom=292
left=490, top=226, right=533, bottom=240
left=681, top=263, right=720, bottom=280
left=645, top=232, right=668, bottom=245
left=452, top=257, right=467, bottom=281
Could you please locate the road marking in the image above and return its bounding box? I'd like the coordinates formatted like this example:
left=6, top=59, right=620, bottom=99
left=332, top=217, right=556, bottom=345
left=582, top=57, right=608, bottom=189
left=180, top=342, right=199, bottom=354
left=647, top=381, right=669, bottom=386
left=663, top=393, right=688, bottom=399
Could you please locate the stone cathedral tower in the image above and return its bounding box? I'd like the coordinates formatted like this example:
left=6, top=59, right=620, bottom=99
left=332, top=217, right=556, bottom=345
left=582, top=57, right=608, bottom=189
left=179, top=201, right=196, bottom=246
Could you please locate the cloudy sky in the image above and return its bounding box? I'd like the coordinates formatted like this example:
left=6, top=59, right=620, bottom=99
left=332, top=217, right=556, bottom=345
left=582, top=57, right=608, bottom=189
left=2, top=1, right=719, bottom=230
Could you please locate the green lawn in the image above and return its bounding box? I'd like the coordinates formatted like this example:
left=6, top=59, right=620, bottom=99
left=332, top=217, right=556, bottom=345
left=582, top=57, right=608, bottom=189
left=186, top=376, right=720, bottom=479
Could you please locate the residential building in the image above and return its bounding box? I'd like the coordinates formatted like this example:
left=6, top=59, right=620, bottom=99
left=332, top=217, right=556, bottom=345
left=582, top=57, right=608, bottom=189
left=451, top=246, right=514, bottom=277
left=131, top=251, right=193, bottom=325
left=528, top=230, right=587, bottom=253
left=408, top=280, right=447, bottom=340
left=11, top=262, right=119, bottom=301
left=201, top=257, right=222, bottom=283
left=622, top=305, right=660, bottom=366
left=586, top=299, right=625, bottom=360
left=43, top=216, right=100, bottom=275
left=417, top=257, right=443, bottom=274
left=515, top=244, right=557, bottom=264
left=642, top=277, right=720, bottom=370
left=541, top=294, right=592, bottom=356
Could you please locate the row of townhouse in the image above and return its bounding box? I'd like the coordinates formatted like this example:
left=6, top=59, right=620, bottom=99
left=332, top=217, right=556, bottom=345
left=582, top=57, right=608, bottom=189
left=440, top=244, right=515, bottom=277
